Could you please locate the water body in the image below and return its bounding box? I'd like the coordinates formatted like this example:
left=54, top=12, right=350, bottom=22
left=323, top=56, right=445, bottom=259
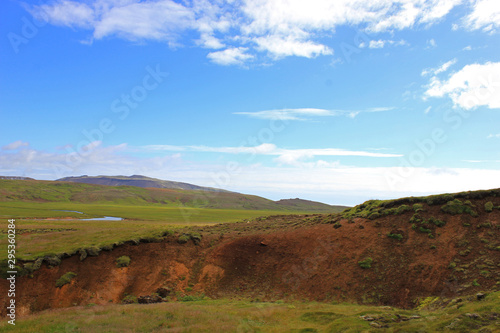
left=80, top=216, right=123, bottom=221
left=53, top=210, right=123, bottom=221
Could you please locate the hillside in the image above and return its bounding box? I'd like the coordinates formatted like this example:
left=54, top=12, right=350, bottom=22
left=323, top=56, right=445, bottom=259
left=0, top=179, right=346, bottom=213
left=57, top=175, right=231, bottom=192
left=1, top=188, right=499, bottom=320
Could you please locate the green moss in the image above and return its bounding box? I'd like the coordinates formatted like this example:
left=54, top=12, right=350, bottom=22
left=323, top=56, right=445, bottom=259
left=484, top=201, right=494, bottom=212
left=55, top=272, right=77, bottom=288
left=387, top=233, right=403, bottom=240
left=116, top=256, right=131, bottom=268
left=358, top=257, right=373, bottom=269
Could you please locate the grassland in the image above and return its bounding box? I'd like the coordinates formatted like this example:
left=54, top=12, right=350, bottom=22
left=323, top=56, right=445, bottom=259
left=0, top=179, right=346, bottom=212
left=0, top=202, right=306, bottom=261
left=1, top=292, right=499, bottom=332
left=0, top=179, right=344, bottom=262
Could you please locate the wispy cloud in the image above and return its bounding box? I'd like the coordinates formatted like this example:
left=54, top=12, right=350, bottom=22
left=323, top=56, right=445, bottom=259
left=488, top=133, right=500, bottom=138
left=142, top=143, right=402, bottom=168
left=421, top=58, right=457, bottom=76
left=2, top=140, right=30, bottom=150
left=359, top=39, right=408, bottom=49
left=234, top=107, right=394, bottom=120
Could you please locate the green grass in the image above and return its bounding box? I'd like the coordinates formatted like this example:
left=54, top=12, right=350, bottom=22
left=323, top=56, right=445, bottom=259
left=1, top=292, right=499, bottom=332
left=0, top=179, right=345, bottom=213
left=0, top=201, right=312, bottom=261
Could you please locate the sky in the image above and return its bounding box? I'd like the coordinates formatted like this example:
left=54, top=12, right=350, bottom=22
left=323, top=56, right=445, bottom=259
left=1, top=0, right=500, bottom=206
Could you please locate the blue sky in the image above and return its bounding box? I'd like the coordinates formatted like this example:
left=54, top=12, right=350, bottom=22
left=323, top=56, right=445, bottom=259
left=1, top=0, right=500, bottom=205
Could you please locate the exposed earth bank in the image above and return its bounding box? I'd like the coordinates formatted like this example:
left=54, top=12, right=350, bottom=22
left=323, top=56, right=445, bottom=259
left=1, top=194, right=500, bottom=316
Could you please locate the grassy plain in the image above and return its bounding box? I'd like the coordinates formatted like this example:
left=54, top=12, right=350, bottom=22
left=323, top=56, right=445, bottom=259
left=0, top=201, right=305, bottom=261
left=1, top=292, right=499, bottom=332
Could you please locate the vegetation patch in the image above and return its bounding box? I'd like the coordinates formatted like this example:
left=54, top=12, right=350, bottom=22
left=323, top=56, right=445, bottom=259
left=358, top=257, right=373, bottom=269
left=387, top=233, right=403, bottom=241
left=55, top=272, right=77, bottom=288
left=116, top=256, right=131, bottom=268
left=122, top=294, right=138, bottom=304
left=441, top=199, right=478, bottom=217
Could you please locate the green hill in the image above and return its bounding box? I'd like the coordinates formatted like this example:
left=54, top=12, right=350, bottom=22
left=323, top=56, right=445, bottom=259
left=0, top=179, right=346, bottom=213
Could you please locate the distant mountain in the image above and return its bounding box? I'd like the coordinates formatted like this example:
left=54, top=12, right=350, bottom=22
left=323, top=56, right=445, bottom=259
left=0, top=176, right=34, bottom=180
left=0, top=177, right=347, bottom=213
left=275, top=198, right=339, bottom=211
left=56, top=175, right=231, bottom=193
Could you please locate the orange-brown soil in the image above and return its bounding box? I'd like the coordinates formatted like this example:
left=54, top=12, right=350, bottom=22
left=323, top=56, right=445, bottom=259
left=1, top=199, right=499, bottom=316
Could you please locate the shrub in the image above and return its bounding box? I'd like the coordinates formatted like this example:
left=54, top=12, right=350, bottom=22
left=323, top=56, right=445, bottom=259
left=44, top=255, right=61, bottom=267
left=116, top=256, right=131, bottom=268
left=429, top=217, right=446, bottom=227
left=358, top=257, right=373, bottom=269
left=387, top=233, right=403, bottom=240
left=413, top=203, right=424, bottom=213
left=86, top=246, right=100, bottom=256
left=395, top=204, right=411, bottom=215
left=409, top=214, right=422, bottom=224
left=177, top=234, right=190, bottom=244
left=79, top=249, right=87, bottom=261
left=190, top=233, right=202, bottom=245
left=441, top=199, right=478, bottom=217
left=56, top=272, right=77, bottom=288
left=485, top=202, right=494, bottom=212
left=419, top=227, right=431, bottom=234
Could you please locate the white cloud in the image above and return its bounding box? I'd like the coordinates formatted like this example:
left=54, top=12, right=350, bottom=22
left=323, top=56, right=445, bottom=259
left=2, top=140, right=30, bottom=150
left=463, top=0, right=500, bottom=33
left=197, top=33, right=225, bottom=49
left=426, top=38, right=437, bottom=48
left=207, top=47, right=254, bottom=65
left=31, top=0, right=94, bottom=28
left=28, top=0, right=477, bottom=66
left=142, top=143, right=402, bottom=161
left=424, top=61, right=500, bottom=109
left=359, top=39, right=408, bottom=49
left=421, top=58, right=457, bottom=76
left=234, top=107, right=393, bottom=120
left=254, top=34, right=333, bottom=58
left=463, top=45, right=472, bottom=51
left=488, top=133, right=500, bottom=138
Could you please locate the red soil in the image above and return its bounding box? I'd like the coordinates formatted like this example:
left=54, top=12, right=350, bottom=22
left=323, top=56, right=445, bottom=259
left=1, top=199, right=499, bottom=316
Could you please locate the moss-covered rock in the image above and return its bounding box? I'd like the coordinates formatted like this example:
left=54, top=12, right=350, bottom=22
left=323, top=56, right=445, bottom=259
left=56, top=272, right=77, bottom=287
